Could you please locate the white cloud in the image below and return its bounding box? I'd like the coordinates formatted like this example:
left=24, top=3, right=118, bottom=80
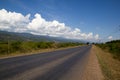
left=0, top=9, right=100, bottom=41
left=0, top=9, right=30, bottom=32
left=94, top=34, right=99, bottom=40
left=108, top=36, right=113, bottom=40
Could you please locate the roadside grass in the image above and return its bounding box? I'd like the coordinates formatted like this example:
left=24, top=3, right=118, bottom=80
left=93, top=45, right=120, bottom=80
left=96, top=40, right=120, bottom=61
left=0, top=41, right=84, bottom=58
left=96, top=51, right=113, bottom=80
left=0, top=48, right=55, bottom=58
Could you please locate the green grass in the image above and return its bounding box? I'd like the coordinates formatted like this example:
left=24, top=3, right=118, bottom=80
left=95, top=40, right=120, bottom=80
left=96, top=40, right=120, bottom=61
left=0, top=41, right=83, bottom=56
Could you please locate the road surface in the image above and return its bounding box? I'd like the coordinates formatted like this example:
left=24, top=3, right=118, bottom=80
left=0, top=46, right=92, bottom=80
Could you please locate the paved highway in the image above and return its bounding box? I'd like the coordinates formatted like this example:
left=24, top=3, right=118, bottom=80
left=0, top=46, right=91, bottom=80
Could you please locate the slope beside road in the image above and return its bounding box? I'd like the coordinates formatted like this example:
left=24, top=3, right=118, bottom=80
left=0, top=45, right=103, bottom=80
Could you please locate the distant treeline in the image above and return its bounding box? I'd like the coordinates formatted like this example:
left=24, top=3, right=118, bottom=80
left=0, top=41, right=83, bottom=55
left=96, top=40, right=120, bottom=60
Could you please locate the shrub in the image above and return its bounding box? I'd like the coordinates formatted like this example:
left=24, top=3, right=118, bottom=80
left=96, top=40, right=120, bottom=60
left=0, top=41, right=83, bottom=55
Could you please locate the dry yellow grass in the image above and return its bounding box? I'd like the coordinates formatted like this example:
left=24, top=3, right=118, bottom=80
left=0, top=46, right=80, bottom=59
left=93, top=45, right=120, bottom=80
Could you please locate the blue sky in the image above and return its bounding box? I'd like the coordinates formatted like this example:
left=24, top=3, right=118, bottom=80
left=0, top=0, right=120, bottom=42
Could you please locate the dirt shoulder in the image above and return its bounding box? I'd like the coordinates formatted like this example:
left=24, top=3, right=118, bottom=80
left=94, top=45, right=120, bottom=80
left=81, top=45, right=104, bottom=80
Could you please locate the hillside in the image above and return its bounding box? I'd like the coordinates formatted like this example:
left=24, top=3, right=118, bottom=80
left=0, top=30, right=84, bottom=42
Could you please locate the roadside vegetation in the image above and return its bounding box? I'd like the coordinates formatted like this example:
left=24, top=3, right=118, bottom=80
left=96, top=40, right=120, bottom=60
left=95, top=40, right=120, bottom=80
left=0, top=41, right=83, bottom=57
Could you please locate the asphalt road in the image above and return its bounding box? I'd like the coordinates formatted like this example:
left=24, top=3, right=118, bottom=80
left=0, top=46, right=91, bottom=80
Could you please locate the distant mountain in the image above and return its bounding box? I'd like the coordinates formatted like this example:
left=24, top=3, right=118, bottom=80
left=0, top=30, right=84, bottom=42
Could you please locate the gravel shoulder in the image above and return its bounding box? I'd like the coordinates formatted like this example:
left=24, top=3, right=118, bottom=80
left=81, top=45, right=104, bottom=80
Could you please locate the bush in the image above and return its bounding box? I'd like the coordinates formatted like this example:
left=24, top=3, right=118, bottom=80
left=0, top=41, right=83, bottom=55
left=96, top=40, right=120, bottom=60
left=0, top=42, right=8, bottom=54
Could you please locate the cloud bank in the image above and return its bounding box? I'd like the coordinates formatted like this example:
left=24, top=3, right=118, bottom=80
left=0, top=9, right=99, bottom=41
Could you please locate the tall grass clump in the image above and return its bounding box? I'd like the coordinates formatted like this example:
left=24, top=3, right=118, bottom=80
left=0, top=41, right=83, bottom=56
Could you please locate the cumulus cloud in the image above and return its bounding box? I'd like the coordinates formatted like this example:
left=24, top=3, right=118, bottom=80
left=108, top=36, right=113, bottom=40
left=0, top=9, right=30, bottom=32
left=94, top=34, right=99, bottom=40
left=0, top=9, right=100, bottom=41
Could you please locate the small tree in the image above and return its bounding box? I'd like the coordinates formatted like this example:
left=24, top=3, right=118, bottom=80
left=86, top=42, right=89, bottom=45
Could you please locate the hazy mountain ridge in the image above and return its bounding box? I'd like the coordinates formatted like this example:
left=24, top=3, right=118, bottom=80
left=0, top=30, right=84, bottom=42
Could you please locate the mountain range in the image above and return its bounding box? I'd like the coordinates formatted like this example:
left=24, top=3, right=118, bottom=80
left=0, top=30, right=84, bottom=42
